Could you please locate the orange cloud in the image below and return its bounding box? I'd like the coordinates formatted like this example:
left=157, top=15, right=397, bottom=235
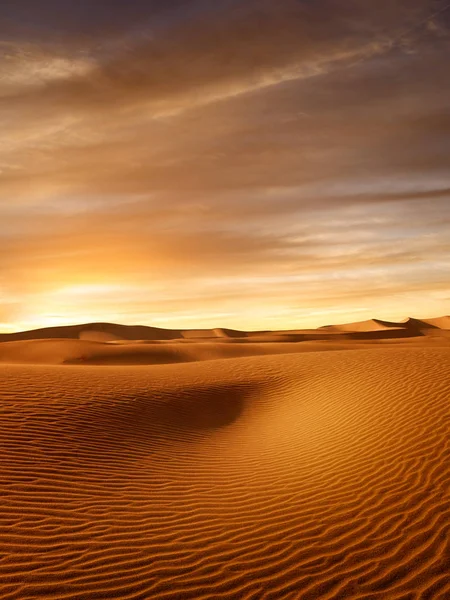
left=0, top=0, right=449, bottom=330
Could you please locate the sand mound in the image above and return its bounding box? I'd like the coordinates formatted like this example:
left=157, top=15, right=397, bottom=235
left=321, top=318, right=402, bottom=332
left=180, top=328, right=245, bottom=339
left=78, top=330, right=125, bottom=342
left=212, top=327, right=246, bottom=338
left=401, top=317, right=439, bottom=330
left=0, top=338, right=348, bottom=365
left=0, top=348, right=449, bottom=599
left=1, top=315, right=447, bottom=344
left=0, top=322, right=181, bottom=343
left=3, top=334, right=448, bottom=366
left=405, top=316, right=450, bottom=330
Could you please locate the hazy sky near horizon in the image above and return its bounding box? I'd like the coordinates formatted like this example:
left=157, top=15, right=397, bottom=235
left=1, top=0, right=449, bottom=331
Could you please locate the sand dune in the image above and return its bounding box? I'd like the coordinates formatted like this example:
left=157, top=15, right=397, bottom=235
left=181, top=328, right=246, bottom=339
left=0, top=323, right=249, bottom=344
left=78, top=330, right=125, bottom=342
left=321, top=318, right=407, bottom=332
left=1, top=315, right=450, bottom=367
left=0, top=347, right=449, bottom=599
left=1, top=333, right=449, bottom=366
left=0, top=322, right=181, bottom=343
left=2, top=315, right=448, bottom=348
left=403, top=316, right=450, bottom=330
left=0, top=338, right=367, bottom=365
left=322, top=315, right=450, bottom=335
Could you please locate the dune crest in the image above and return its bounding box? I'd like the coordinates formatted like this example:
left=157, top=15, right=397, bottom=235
left=1, top=315, right=449, bottom=366
left=320, top=318, right=402, bottom=332
left=2, top=314, right=448, bottom=345
left=403, top=315, right=450, bottom=330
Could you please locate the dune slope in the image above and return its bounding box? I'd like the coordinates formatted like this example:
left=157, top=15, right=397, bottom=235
left=0, top=348, right=449, bottom=599
left=406, top=316, right=450, bottom=330
left=320, top=318, right=402, bottom=332
left=2, top=315, right=449, bottom=346
left=2, top=333, right=449, bottom=366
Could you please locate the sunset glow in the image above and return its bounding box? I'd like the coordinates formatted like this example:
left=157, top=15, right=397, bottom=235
left=1, top=5, right=450, bottom=599
left=1, top=0, right=449, bottom=331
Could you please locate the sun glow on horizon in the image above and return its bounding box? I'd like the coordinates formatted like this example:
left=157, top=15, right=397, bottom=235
left=4, top=290, right=448, bottom=335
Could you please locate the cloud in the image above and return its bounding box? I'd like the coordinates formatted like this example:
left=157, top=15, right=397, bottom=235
left=0, top=0, right=450, bottom=329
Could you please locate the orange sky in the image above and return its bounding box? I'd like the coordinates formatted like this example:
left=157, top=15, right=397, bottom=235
left=1, top=0, right=449, bottom=332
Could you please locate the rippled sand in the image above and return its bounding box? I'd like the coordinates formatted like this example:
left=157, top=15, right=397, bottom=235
left=1, top=345, right=449, bottom=599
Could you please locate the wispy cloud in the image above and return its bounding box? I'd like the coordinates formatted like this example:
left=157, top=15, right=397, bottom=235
left=0, top=0, right=449, bottom=329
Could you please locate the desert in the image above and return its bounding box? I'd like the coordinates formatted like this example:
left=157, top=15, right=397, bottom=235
left=2, top=0, right=450, bottom=597
left=1, top=317, right=449, bottom=599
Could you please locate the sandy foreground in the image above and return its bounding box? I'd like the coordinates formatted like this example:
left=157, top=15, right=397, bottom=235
left=0, top=320, right=449, bottom=598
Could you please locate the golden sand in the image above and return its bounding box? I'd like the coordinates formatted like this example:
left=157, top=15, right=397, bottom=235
left=0, top=319, right=449, bottom=598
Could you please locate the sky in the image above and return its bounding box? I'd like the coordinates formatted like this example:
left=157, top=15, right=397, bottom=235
left=0, top=0, right=449, bottom=332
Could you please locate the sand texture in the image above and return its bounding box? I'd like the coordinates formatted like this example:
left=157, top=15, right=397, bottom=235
left=1, top=334, right=449, bottom=599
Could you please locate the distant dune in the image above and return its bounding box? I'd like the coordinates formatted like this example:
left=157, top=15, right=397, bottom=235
left=0, top=316, right=449, bottom=366
left=0, top=322, right=181, bottom=342
left=0, top=322, right=253, bottom=344
left=402, top=316, right=450, bottom=330
left=180, top=327, right=246, bottom=339
left=0, top=347, right=449, bottom=599
left=320, top=318, right=402, bottom=332
left=1, top=315, right=448, bottom=343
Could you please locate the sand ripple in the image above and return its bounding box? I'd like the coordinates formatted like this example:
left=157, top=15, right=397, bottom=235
left=0, top=348, right=449, bottom=599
